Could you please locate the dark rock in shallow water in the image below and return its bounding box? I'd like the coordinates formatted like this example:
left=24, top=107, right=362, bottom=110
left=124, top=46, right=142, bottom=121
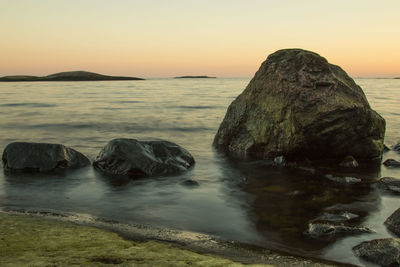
left=305, top=223, right=374, bottom=239
left=383, top=159, right=400, bottom=168
left=383, top=144, right=391, bottom=153
left=213, top=49, right=385, bottom=163
left=180, top=179, right=200, bottom=187
left=352, top=238, right=400, bottom=267
left=93, top=138, right=195, bottom=178
left=314, top=211, right=359, bottom=222
left=286, top=190, right=306, bottom=197
left=377, top=177, right=400, bottom=195
left=385, top=208, right=400, bottom=237
left=324, top=174, right=361, bottom=184
left=2, top=142, right=90, bottom=172
left=393, top=142, right=400, bottom=153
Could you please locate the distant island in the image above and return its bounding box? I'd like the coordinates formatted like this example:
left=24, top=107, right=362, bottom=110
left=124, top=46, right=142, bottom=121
left=0, top=71, right=144, bottom=81
left=174, top=76, right=216, bottom=79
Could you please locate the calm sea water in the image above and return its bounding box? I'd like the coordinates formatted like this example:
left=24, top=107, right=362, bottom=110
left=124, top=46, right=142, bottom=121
left=0, top=78, right=399, bottom=266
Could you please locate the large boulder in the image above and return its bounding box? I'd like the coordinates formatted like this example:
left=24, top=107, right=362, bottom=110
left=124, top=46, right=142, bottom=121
left=385, top=208, right=400, bottom=237
left=2, top=142, right=90, bottom=172
left=93, top=138, right=195, bottom=178
left=353, top=238, right=400, bottom=267
left=213, top=49, right=385, bottom=162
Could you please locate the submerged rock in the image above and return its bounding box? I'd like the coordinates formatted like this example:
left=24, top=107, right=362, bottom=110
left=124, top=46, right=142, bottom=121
left=286, top=190, right=306, bottom=197
left=305, top=223, right=374, bottom=239
left=213, top=49, right=385, bottom=163
left=385, top=208, right=400, bottom=237
left=2, top=142, right=90, bottom=172
left=376, top=177, right=400, bottom=195
left=352, top=238, right=400, bottom=267
left=314, top=211, right=359, bottom=222
left=383, top=159, right=400, bottom=168
left=180, top=179, right=200, bottom=188
left=93, top=138, right=195, bottom=178
left=324, top=174, right=361, bottom=184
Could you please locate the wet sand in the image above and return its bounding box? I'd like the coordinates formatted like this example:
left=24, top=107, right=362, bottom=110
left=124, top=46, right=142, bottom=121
left=0, top=210, right=353, bottom=266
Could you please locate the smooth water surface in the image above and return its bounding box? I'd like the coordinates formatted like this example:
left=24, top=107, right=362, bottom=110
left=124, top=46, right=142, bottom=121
left=0, top=78, right=399, bottom=266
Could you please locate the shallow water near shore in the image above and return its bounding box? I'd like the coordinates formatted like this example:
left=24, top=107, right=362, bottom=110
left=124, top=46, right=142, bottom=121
left=0, top=78, right=399, bottom=266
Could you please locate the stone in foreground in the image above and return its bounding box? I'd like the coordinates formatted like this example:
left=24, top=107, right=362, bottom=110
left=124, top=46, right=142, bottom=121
left=93, top=138, right=195, bottom=178
left=383, top=159, right=400, bottom=168
left=2, top=142, right=90, bottom=172
left=385, top=208, right=400, bottom=237
left=353, top=238, right=400, bottom=267
left=213, top=49, right=385, bottom=163
left=305, top=223, right=374, bottom=239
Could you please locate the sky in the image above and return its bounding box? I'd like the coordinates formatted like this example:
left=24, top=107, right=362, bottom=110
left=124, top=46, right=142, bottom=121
left=1, top=0, right=399, bottom=78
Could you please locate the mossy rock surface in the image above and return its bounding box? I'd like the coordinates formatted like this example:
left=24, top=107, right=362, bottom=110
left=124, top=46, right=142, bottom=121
left=0, top=213, right=269, bottom=266
left=214, top=49, right=385, bottom=163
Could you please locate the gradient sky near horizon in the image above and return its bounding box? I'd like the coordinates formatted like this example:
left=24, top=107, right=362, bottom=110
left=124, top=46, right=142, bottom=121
left=1, top=0, right=399, bottom=78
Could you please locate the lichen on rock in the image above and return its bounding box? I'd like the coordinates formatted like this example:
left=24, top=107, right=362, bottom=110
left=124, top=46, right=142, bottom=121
left=213, top=49, right=385, bottom=164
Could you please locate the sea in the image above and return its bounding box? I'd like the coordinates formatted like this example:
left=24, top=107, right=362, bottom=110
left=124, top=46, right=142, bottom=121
left=0, top=78, right=399, bottom=266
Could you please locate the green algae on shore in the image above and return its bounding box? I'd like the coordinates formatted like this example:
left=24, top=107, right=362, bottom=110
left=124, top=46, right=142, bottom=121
left=0, top=213, right=268, bottom=266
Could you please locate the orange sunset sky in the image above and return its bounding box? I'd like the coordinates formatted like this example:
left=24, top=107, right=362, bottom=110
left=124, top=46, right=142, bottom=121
left=1, top=0, right=399, bottom=78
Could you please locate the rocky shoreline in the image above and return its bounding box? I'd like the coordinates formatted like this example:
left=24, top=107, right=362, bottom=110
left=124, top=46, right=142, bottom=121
left=0, top=210, right=349, bottom=267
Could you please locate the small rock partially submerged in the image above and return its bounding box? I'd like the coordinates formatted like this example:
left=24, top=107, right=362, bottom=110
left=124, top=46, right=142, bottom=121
left=180, top=179, right=200, bottom=187
left=2, top=142, right=90, bottom=172
left=383, top=159, right=400, bottom=168
left=376, top=177, right=400, bottom=195
left=305, top=223, right=374, bottom=239
left=393, top=142, right=400, bottom=153
left=93, top=138, right=195, bottom=178
left=385, top=208, right=400, bottom=237
left=286, top=190, right=306, bottom=197
left=314, top=211, right=359, bottom=222
left=352, top=238, right=400, bottom=267
left=324, top=174, right=361, bottom=184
